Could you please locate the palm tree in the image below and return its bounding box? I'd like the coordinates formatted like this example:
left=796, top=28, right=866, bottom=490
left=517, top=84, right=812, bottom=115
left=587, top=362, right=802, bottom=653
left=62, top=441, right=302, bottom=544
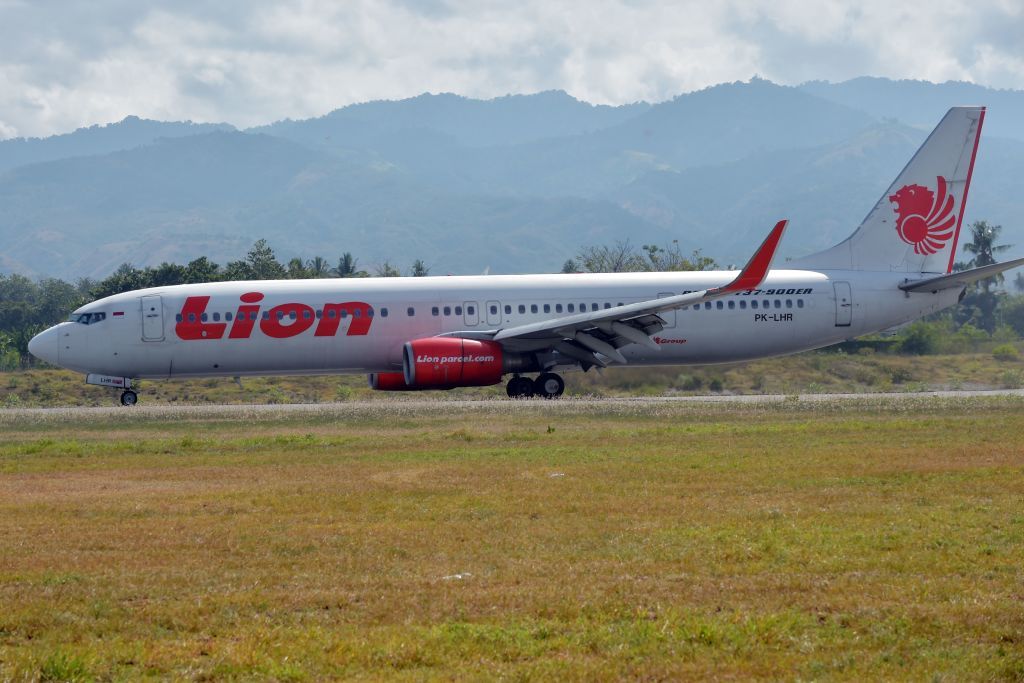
left=961, top=220, right=1011, bottom=291
left=956, top=220, right=1013, bottom=333
left=331, top=253, right=365, bottom=278
left=306, top=256, right=331, bottom=278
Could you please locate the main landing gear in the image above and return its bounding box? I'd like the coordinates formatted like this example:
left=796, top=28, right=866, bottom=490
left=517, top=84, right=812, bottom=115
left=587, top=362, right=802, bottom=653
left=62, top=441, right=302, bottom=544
left=506, top=372, right=565, bottom=399
left=120, top=390, right=138, bottom=406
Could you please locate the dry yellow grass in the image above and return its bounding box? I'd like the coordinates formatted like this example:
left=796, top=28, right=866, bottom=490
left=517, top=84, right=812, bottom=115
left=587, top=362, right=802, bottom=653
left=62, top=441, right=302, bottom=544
left=1, top=398, right=1023, bottom=680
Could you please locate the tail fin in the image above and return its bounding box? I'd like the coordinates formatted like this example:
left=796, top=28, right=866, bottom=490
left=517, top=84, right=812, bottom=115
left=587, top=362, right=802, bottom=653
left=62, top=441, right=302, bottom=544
left=793, top=106, right=985, bottom=274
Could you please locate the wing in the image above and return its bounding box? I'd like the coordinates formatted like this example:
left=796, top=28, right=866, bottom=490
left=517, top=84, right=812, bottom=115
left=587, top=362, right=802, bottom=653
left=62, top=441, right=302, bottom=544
left=444, top=220, right=787, bottom=367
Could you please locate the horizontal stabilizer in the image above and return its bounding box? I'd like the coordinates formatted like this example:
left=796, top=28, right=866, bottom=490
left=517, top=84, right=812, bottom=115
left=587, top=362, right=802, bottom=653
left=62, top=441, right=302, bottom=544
left=899, top=257, right=1024, bottom=293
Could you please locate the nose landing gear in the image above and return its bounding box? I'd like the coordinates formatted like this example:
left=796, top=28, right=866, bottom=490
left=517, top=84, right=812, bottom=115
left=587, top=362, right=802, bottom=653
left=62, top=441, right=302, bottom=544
left=505, top=372, right=565, bottom=399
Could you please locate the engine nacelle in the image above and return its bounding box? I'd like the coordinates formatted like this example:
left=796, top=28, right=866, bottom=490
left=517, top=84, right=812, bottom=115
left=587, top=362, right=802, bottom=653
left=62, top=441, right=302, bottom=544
left=368, top=372, right=424, bottom=391
left=403, top=337, right=504, bottom=388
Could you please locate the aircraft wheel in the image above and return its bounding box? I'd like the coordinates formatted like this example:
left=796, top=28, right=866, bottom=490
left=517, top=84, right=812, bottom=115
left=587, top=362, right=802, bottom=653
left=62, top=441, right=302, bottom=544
left=506, top=376, right=535, bottom=399
left=534, top=372, right=565, bottom=399
left=120, top=390, right=138, bottom=406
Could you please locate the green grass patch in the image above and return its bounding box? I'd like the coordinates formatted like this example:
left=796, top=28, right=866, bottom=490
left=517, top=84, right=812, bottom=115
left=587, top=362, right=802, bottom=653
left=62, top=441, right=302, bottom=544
left=1, top=398, right=1023, bottom=679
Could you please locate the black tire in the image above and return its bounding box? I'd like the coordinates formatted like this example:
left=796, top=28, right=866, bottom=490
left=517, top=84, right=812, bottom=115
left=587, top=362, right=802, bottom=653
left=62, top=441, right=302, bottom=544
left=506, top=376, right=535, bottom=399
left=534, top=372, right=565, bottom=399
left=120, top=390, right=138, bottom=406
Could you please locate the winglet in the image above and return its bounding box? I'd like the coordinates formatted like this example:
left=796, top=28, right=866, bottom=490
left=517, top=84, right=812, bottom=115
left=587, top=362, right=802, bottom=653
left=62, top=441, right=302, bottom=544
left=712, top=219, right=787, bottom=294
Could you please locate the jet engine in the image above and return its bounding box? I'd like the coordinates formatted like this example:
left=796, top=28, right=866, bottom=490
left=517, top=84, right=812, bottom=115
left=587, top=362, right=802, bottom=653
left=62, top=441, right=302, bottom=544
left=368, top=337, right=508, bottom=390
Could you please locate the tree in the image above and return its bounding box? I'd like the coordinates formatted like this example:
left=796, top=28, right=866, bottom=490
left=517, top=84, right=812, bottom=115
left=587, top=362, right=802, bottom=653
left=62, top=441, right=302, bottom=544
left=331, top=252, right=366, bottom=278
left=306, top=256, right=332, bottom=278
left=245, top=239, right=287, bottom=280
left=567, top=239, right=717, bottom=273
left=571, top=240, right=646, bottom=273
left=410, top=259, right=430, bottom=277
left=955, top=221, right=1012, bottom=333
left=286, top=257, right=310, bottom=279
left=375, top=261, right=402, bottom=277
left=183, top=257, right=221, bottom=283
left=641, top=241, right=717, bottom=271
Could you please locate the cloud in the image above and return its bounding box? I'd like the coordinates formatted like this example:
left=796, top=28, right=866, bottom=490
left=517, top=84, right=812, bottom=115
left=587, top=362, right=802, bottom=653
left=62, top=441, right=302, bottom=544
left=0, top=0, right=1022, bottom=138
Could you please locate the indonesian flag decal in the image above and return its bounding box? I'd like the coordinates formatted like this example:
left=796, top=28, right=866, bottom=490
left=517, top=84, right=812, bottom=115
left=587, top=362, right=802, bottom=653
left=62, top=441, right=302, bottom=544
left=889, top=175, right=957, bottom=255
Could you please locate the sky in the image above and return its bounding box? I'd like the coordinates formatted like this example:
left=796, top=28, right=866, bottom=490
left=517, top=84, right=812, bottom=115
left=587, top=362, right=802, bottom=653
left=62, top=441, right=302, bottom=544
left=1, top=0, right=1023, bottom=139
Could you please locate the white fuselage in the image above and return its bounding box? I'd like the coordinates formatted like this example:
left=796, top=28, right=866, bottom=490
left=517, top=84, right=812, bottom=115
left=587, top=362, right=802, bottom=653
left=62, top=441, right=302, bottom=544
left=34, top=269, right=960, bottom=380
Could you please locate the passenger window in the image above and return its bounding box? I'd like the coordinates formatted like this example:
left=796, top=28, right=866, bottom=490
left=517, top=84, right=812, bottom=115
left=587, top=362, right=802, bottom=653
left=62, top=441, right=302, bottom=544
left=226, top=312, right=233, bottom=322
left=567, top=304, right=575, bottom=313
left=716, top=301, right=723, bottom=309
left=277, top=311, right=285, bottom=320
left=740, top=300, right=747, bottom=309
left=288, top=311, right=296, bottom=320
left=432, top=306, right=439, bottom=316
left=591, top=303, right=599, bottom=311
left=189, top=313, right=197, bottom=322
left=727, top=301, right=735, bottom=309
left=797, top=300, right=805, bottom=308
left=555, top=304, right=563, bottom=313
left=201, top=313, right=209, bottom=322
left=504, top=305, right=512, bottom=314
left=213, top=312, right=221, bottom=322
left=751, top=301, right=758, bottom=309
left=530, top=304, right=538, bottom=313
left=467, top=306, right=475, bottom=315
left=315, top=310, right=322, bottom=319
left=518, top=305, right=525, bottom=314
left=490, top=305, right=498, bottom=315
left=774, top=300, right=782, bottom=309
left=455, top=306, right=462, bottom=315
left=543, top=304, right=550, bottom=313
left=785, top=300, right=793, bottom=309
left=302, top=310, right=311, bottom=319
left=175, top=314, right=183, bottom=322
left=704, top=302, right=711, bottom=310
left=604, top=303, right=611, bottom=309
left=328, top=309, right=337, bottom=319
left=262, top=311, right=270, bottom=320
left=353, top=309, right=360, bottom=318
left=444, top=306, right=451, bottom=316
left=408, top=307, right=415, bottom=316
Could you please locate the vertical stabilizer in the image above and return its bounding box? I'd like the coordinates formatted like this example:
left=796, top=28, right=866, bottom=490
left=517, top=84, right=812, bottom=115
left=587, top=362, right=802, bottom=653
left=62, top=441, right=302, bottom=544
left=792, top=106, right=985, bottom=274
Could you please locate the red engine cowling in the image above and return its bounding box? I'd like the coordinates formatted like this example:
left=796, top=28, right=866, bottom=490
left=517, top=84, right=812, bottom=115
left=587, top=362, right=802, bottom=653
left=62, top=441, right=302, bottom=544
left=403, top=338, right=504, bottom=388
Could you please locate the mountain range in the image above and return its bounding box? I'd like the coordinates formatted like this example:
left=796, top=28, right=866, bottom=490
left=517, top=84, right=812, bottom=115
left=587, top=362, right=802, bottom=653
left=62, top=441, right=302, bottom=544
left=1, top=77, right=1022, bottom=280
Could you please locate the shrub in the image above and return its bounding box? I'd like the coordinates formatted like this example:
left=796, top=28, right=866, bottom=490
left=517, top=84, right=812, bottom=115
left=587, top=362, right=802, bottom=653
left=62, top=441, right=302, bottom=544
left=992, top=344, right=1020, bottom=362
left=898, top=321, right=940, bottom=355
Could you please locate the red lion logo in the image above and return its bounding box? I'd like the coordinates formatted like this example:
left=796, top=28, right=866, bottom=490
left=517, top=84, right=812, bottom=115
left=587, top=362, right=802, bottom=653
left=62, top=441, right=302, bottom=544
left=889, top=176, right=957, bottom=255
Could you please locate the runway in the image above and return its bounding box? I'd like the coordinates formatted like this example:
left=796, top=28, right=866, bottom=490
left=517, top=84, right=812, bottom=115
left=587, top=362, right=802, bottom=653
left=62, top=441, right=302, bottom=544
left=3, top=388, right=1022, bottom=421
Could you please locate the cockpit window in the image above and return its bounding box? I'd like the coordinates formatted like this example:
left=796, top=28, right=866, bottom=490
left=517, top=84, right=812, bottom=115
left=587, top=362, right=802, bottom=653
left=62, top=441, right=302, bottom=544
left=70, top=312, right=106, bottom=325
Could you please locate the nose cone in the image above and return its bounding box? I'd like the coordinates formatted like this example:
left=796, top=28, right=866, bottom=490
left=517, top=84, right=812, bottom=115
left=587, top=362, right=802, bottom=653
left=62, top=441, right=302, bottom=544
left=28, top=326, right=60, bottom=365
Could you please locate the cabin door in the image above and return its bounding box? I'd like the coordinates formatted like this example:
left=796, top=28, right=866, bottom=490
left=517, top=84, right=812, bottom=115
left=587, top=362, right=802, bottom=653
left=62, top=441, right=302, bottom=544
left=141, top=295, right=165, bottom=341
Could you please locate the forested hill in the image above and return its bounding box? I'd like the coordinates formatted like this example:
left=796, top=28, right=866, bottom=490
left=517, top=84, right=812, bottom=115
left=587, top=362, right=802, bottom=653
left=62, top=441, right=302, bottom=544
left=3, top=77, right=1024, bottom=280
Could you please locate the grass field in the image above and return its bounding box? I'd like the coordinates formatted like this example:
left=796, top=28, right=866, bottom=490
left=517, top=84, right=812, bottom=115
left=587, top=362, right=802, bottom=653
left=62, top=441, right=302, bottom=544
left=1, top=398, right=1024, bottom=680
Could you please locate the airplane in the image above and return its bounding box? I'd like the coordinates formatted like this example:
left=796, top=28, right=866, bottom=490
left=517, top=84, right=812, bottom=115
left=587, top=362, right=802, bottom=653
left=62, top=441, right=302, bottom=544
left=28, top=106, right=1024, bottom=405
